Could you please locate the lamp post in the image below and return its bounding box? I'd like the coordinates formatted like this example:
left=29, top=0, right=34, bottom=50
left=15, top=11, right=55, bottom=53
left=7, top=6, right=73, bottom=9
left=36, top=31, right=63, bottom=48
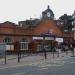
left=72, top=11, right=75, bottom=56
left=42, top=35, right=47, bottom=59
left=72, top=27, right=75, bottom=56
left=74, top=30, right=75, bottom=40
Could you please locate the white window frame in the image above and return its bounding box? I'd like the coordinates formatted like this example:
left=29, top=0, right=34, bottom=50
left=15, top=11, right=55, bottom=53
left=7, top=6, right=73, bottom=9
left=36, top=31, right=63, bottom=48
left=20, top=39, right=28, bottom=50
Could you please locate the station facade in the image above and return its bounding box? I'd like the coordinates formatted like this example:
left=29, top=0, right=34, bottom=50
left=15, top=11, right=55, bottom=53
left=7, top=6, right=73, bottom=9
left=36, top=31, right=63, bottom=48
left=0, top=5, right=74, bottom=52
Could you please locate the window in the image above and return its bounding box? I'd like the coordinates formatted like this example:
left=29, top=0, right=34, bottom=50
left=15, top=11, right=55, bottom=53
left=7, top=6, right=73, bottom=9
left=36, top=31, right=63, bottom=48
left=37, top=45, right=42, bottom=51
left=20, top=23, right=23, bottom=27
left=20, top=38, right=28, bottom=50
left=3, top=37, right=13, bottom=50
left=3, top=37, right=12, bottom=44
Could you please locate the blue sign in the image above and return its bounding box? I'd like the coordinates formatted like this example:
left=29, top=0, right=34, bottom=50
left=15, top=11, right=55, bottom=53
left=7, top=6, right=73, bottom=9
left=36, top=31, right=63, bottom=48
left=0, top=43, right=6, bottom=55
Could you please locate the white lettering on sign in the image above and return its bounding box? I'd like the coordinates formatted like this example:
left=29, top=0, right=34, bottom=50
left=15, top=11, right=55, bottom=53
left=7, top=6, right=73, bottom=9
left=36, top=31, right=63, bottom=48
left=45, top=37, right=54, bottom=40
left=55, top=38, right=63, bottom=42
left=33, top=37, right=43, bottom=40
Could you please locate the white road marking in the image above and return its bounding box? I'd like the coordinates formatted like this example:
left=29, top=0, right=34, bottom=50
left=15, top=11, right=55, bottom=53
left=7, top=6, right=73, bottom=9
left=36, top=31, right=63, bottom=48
left=0, top=60, right=65, bottom=70
left=13, top=72, right=25, bottom=75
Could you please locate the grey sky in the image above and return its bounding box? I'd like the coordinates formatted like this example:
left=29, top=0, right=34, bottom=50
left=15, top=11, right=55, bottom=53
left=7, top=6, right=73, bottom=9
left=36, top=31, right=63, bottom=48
left=0, top=0, right=75, bottom=24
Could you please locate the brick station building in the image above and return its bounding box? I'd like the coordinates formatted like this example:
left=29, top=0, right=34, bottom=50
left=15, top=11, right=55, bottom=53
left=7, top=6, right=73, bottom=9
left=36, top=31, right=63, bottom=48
left=0, top=5, right=74, bottom=52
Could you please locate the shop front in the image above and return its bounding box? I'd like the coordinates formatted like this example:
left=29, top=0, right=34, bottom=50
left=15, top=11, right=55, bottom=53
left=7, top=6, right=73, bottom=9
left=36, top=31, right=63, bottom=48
left=32, top=35, right=56, bottom=52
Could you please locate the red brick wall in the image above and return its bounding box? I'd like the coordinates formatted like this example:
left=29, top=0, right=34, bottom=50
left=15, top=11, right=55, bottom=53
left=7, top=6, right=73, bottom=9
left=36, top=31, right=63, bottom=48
left=0, top=20, right=74, bottom=42
left=33, top=20, right=62, bottom=36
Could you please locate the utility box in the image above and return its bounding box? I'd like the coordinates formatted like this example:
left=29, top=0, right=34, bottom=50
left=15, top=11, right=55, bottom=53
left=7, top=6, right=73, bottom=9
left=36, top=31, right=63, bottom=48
left=0, top=43, right=6, bottom=57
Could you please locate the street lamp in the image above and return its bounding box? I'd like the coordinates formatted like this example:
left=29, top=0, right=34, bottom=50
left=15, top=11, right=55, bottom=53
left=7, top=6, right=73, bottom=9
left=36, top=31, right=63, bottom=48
left=72, top=28, right=75, bottom=40
left=72, top=11, right=75, bottom=56
left=74, top=30, right=75, bottom=40
left=72, top=11, right=75, bottom=40
left=72, top=20, right=75, bottom=56
left=72, top=26, right=75, bottom=56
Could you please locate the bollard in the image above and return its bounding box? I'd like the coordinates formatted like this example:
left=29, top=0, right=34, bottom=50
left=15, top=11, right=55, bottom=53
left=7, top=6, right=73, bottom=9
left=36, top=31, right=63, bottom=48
left=18, top=51, right=20, bottom=63
left=53, top=51, right=54, bottom=58
left=72, top=49, right=74, bottom=56
left=5, top=51, right=6, bottom=64
left=44, top=51, right=47, bottom=59
left=57, top=51, right=59, bottom=57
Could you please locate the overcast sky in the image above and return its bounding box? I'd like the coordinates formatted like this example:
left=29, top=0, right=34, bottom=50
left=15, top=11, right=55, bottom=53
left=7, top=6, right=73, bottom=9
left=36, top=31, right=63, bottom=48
left=0, top=0, right=75, bottom=24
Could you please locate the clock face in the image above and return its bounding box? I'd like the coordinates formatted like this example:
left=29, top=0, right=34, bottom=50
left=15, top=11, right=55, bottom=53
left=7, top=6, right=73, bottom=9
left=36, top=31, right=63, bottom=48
left=47, top=12, right=51, bottom=17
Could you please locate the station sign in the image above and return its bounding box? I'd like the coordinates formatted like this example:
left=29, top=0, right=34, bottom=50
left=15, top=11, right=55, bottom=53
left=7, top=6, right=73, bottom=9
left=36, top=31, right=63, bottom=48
left=45, top=37, right=54, bottom=40
left=33, top=37, right=43, bottom=40
left=33, top=36, right=54, bottom=40
left=55, top=38, right=63, bottom=42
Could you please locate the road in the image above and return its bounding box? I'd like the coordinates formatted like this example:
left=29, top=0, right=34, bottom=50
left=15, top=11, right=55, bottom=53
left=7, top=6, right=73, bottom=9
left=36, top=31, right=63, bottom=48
left=0, top=53, right=75, bottom=75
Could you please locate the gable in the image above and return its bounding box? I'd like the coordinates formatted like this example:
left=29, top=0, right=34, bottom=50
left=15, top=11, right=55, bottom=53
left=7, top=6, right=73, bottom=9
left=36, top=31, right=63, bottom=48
left=33, top=20, right=62, bottom=36
left=0, top=21, right=17, bottom=28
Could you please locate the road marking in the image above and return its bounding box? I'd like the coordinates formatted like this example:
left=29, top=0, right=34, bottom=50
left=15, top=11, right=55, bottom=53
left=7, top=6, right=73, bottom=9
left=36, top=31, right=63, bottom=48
left=66, top=61, right=75, bottom=64
left=39, top=67, right=48, bottom=70
left=70, top=62, right=75, bottom=63
left=0, top=60, right=65, bottom=70
left=13, top=72, right=31, bottom=75
left=13, top=72, right=25, bottom=75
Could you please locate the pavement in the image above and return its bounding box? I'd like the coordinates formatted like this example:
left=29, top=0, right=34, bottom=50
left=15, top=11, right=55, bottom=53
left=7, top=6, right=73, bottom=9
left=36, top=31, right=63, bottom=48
left=0, top=51, right=75, bottom=75
left=0, top=51, right=73, bottom=70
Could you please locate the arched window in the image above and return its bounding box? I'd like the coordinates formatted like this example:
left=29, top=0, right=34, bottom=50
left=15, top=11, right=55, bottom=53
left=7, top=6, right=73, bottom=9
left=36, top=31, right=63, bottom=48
left=3, top=37, right=12, bottom=44
left=20, top=38, right=28, bottom=50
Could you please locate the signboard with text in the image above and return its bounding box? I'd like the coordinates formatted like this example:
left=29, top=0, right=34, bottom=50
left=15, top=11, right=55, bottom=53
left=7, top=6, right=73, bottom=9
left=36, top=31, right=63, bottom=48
left=33, top=37, right=54, bottom=40
left=55, top=38, right=63, bottom=42
left=45, top=37, right=54, bottom=40
left=33, top=37, right=43, bottom=40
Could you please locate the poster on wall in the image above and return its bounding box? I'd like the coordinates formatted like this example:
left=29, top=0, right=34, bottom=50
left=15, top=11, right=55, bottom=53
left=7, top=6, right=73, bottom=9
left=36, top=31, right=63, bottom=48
left=6, top=45, right=14, bottom=51
left=6, top=45, right=10, bottom=50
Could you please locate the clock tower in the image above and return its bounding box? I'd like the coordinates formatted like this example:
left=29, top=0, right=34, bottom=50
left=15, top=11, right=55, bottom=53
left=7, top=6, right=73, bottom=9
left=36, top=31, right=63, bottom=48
left=42, top=5, right=54, bottom=20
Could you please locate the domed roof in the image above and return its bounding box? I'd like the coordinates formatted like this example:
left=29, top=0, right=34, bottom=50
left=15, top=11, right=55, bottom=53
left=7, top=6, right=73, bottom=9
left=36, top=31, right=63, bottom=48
left=42, top=5, right=54, bottom=16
